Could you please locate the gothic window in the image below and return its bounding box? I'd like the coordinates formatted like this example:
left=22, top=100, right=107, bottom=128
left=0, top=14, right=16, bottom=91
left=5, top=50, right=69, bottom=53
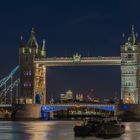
left=124, top=55, right=127, bottom=58
left=29, top=70, right=32, bottom=75
left=23, top=70, right=32, bottom=76
left=23, top=82, right=27, bottom=87
left=128, top=54, right=133, bottom=59
left=26, top=71, right=29, bottom=76
left=36, top=80, right=39, bottom=87
left=125, top=81, right=133, bottom=86
left=23, top=82, right=31, bottom=87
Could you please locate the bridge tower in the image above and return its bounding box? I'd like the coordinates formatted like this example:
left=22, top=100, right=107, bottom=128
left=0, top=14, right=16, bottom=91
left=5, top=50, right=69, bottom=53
left=121, top=25, right=140, bottom=104
left=19, top=29, right=46, bottom=104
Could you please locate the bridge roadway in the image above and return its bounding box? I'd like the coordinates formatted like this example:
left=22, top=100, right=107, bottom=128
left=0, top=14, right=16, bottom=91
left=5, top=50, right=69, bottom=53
left=34, top=57, right=121, bottom=66
left=41, top=103, right=115, bottom=112
left=0, top=103, right=115, bottom=112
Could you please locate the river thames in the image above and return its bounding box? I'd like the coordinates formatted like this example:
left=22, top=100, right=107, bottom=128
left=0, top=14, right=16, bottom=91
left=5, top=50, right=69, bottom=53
left=0, top=121, right=139, bottom=140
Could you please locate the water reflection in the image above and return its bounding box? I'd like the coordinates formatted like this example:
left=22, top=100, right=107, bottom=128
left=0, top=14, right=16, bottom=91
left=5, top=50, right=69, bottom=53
left=0, top=121, right=140, bottom=140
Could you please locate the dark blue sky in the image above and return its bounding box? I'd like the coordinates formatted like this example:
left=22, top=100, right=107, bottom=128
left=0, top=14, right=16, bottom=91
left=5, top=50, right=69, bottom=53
left=0, top=0, right=140, bottom=100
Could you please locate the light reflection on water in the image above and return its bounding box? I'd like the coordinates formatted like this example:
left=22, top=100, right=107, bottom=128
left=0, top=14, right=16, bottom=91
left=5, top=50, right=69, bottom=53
left=0, top=121, right=140, bottom=140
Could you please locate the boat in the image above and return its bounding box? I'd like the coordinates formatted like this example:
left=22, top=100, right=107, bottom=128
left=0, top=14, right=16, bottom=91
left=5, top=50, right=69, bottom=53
left=73, top=120, right=92, bottom=137
left=73, top=117, right=125, bottom=138
left=73, top=118, right=103, bottom=137
left=95, top=119, right=125, bottom=138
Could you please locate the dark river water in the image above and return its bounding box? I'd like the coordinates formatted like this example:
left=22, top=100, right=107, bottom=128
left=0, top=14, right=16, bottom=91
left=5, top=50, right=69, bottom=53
left=0, top=121, right=139, bottom=140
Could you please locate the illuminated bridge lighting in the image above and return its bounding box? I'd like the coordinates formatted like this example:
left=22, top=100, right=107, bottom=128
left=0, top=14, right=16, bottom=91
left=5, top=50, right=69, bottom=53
left=41, top=104, right=115, bottom=113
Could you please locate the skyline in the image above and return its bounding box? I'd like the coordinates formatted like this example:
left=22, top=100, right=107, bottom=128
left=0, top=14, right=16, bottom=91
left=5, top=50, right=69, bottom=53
left=0, top=0, right=139, bottom=100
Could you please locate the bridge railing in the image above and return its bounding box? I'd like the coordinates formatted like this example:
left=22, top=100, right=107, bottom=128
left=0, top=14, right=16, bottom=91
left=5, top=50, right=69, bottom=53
left=43, top=103, right=115, bottom=107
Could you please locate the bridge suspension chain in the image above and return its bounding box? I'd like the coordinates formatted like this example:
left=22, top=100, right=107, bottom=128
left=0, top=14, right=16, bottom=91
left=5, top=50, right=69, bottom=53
left=0, top=66, right=19, bottom=104
left=0, top=65, right=19, bottom=88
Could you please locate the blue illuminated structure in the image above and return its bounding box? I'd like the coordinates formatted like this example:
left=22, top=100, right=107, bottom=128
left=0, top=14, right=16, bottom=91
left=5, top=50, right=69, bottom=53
left=41, top=104, right=115, bottom=113
left=36, top=94, right=41, bottom=104
left=122, top=104, right=128, bottom=110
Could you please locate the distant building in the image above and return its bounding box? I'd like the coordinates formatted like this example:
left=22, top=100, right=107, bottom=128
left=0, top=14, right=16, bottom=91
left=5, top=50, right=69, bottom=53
left=60, top=90, right=73, bottom=102
left=76, top=94, right=83, bottom=101
left=65, top=90, right=73, bottom=100
left=87, top=95, right=94, bottom=102
left=50, top=97, right=54, bottom=104
left=93, top=98, right=100, bottom=103
left=103, top=99, right=110, bottom=103
left=60, top=94, right=66, bottom=102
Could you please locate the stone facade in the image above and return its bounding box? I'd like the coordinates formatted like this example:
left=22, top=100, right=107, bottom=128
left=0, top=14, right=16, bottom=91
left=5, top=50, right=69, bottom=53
left=121, top=25, right=140, bottom=104
left=19, top=29, right=46, bottom=104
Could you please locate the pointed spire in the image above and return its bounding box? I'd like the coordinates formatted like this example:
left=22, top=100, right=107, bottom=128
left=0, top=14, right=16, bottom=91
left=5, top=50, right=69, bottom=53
left=20, top=35, right=23, bottom=41
left=31, top=27, right=35, bottom=34
left=42, top=39, right=45, bottom=48
left=121, top=33, right=125, bottom=45
left=135, top=33, right=138, bottom=44
left=128, top=36, right=131, bottom=42
left=131, top=24, right=136, bottom=45
left=136, top=33, right=138, bottom=38
left=41, top=39, right=46, bottom=57
left=122, top=33, right=125, bottom=38
left=19, top=35, right=24, bottom=48
left=27, top=28, right=38, bottom=48
left=132, top=24, right=134, bottom=33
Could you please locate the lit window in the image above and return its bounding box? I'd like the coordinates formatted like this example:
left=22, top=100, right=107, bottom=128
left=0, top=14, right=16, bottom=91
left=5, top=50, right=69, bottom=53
left=23, top=83, right=27, bottom=87
left=26, top=71, right=28, bottom=76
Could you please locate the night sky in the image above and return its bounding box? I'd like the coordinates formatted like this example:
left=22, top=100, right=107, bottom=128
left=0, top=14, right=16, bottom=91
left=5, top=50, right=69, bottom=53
left=0, top=0, right=140, bottom=101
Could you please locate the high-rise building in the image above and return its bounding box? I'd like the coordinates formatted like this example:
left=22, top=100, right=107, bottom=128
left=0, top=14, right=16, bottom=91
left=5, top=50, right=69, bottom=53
left=76, top=94, right=83, bottom=101
left=60, top=94, right=66, bottom=102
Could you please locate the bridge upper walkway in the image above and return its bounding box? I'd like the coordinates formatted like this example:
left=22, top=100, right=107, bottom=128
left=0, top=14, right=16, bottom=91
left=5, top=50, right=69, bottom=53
left=34, top=56, right=121, bottom=66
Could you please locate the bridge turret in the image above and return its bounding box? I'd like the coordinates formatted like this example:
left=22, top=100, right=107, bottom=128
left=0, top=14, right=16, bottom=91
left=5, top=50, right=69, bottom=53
left=27, top=28, right=39, bottom=56
left=121, top=25, right=140, bottom=104
left=19, top=29, right=47, bottom=105
left=121, top=25, right=139, bottom=53
left=27, top=28, right=38, bottom=48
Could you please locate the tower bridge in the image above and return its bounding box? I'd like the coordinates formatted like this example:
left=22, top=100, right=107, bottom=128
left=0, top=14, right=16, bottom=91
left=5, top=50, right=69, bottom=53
left=0, top=25, right=139, bottom=108
left=0, top=26, right=139, bottom=120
